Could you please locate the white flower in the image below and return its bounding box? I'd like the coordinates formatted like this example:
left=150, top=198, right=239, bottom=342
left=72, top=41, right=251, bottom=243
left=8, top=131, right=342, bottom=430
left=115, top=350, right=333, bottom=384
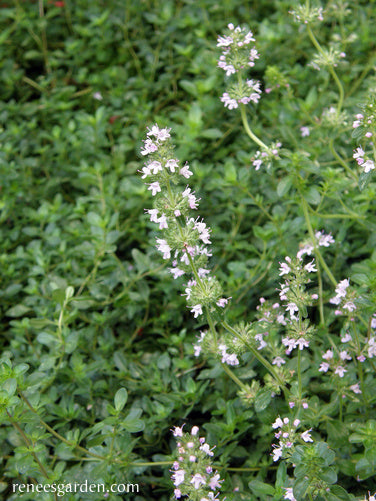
left=191, top=304, right=203, bottom=318
left=322, top=350, right=333, bottom=360
left=350, top=383, right=361, bottom=394
left=216, top=297, right=231, bottom=307
left=156, top=238, right=171, bottom=259
left=141, top=138, right=158, bottom=156
left=172, top=425, right=184, bottom=437
left=284, top=487, right=297, bottom=501
left=363, top=159, right=375, bottom=173
left=166, top=159, right=179, bottom=172
left=334, top=366, right=347, bottom=377
left=318, top=362, right=330, bottom=373
left=191, top=473, right=206, bottom=489
left=221, top=352, right=239, bottom=366
left=148, top=160, right=163, bottom=174
left=180, top=163, right=193, bottom=178
left=208, top=473, right=222, bottom=490
left=148, top=181, right=161, bottom=196
left=279, top=262, right=291, bottom=275
left=304, top=259, right=317, bottom=273
left=140, top=165, right=151, bottom=178
left=285, top=302, right=299, bottom=316
left=272, top=417, right=284, bottom=429
left=157, top=214, right=168, bottom=229
left=296, top=338, right=310, bottom=350
left=217, top=35, right=233, bottom=47
left=172, top=470, right=185, bottom=486
left=169, top=267, right=185, bottom=280
left=300, top=126, right=310, bottom=137
left=200, top=443, right=214, bottom=456
left=341, top=333, right=352, bottom=343
left=272, top=446, right=283, bottom=461
left=220, top=92, right=238, bottom=109
left=191, top=426, right=199, bottom=436
left=146, top=208, right=159, bottom=222
left=339, top=350, right=351, bottom=361
left=301, top=429, right=313, bottom=442
left=272, top=356, right=286, bottom=367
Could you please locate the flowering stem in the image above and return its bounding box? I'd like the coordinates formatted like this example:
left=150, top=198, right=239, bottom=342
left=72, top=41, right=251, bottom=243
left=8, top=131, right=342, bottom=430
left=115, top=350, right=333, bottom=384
left=300, top=196, right=337, bottom=287
left=239, top=104, right=270, bottom=152
left=297, top=347, right=303, bottom=402
left=306, top=25, right=344, bottom=114
left=351, top=322, right=369, bottom=416
left=221, top=362, right=249, bottom=392
left=6, top=410, right=52, bottom=483
left=329, top=138, right=358, bottom=181
left=221, top=320, right=288, bottom=395
left=316, top=261, right=324, bottom=325
left=205, top=306, right=218, bottom=348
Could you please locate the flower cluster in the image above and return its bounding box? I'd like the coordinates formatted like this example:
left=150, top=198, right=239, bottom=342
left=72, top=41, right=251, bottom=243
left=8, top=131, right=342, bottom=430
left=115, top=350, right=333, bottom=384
left=140, top=125, right=231, bottom=320
left=297, top=230, right=335, bottom=260
left=264, top=65, right=290, bottom=94
left=329, top=279, right=357, bottom=314
left=171, top=425, right=223, bottom=500
left=277, top=253, right=318, bottom=354
left=352, top=98, right=376, bottom=173
left=309, top=47, right=346, bottom=71
left=251, top=142, right=281, bottom=170
left=318, top=348, right=353, bottom=380
left=290, top=4, right=324, bottom=24
left=271, top=416, right=313, bottom=462
left=217, top=24, right=261, bottom=110
left=193, top=329, right=240, bottom=366
left=353, top=145, right=375, bottom=174
left=321, top=105, right=347, bottom=128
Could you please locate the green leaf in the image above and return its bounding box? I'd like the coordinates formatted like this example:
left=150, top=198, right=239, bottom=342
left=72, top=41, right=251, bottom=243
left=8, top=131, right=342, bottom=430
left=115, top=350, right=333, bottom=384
left=277, top=176, right=292, bottom=197
left=179, top=80, right=198, bottom=96
left=254, top=389, right=272, bottom=412
left=114, top=388, right=128, bottom=412
left=248, top=479, right=275, bottom=496
left=305, top=186, right=321, bottom=205
left=292, top=477, right=309, bottom=499
left=359, top=170, right=373, bottom=191
left=305, top=86, right=317, bottom=109
left=123, top=408, right=144, bottom=432
left=6, top=304, right=31, bottom=317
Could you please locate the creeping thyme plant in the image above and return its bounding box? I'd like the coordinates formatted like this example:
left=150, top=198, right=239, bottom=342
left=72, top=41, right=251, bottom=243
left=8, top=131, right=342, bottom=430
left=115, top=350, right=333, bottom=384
left=2, top=1, right=376, bottom=501
left=140, top=6, right=376, bottom=501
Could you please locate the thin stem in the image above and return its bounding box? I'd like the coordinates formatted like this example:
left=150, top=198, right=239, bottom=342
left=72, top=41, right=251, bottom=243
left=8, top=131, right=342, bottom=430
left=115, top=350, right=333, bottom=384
left=221, top=320, right=288, bottom=395
left=19, top=391, right=171, bottom=468
left=306, top=25, right=344, bottom=114
left=239, top=104, right=270, bottom=151
left=38, top=0, right=51, bottom=74
left=221, top=363, right=249, bottom=392
left=297, top=347, right=302, bottom=402
left=329, top=139, right=358, bottom=181
left=300, top=196, right=337, bottom=287
left=316, top=259, right=324, bottom=325
left=6, top=410, right=57, bottom=500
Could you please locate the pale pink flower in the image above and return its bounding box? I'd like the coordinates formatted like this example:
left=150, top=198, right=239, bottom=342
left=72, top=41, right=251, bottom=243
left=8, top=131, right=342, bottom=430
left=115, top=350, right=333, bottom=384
left=301, top=430, right=313, bottom=442
left=191, top=304, right=203, bottom=318
left=172, top=470, right=185, bottom=486
left=300, top=126, right=310, bottom=137
left=148, top=181, right=161, bottom=196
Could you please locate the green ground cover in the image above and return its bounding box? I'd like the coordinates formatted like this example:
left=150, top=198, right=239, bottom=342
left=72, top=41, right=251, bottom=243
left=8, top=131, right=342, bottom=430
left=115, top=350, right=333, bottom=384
left=1, top=1, right=376, bottom=499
